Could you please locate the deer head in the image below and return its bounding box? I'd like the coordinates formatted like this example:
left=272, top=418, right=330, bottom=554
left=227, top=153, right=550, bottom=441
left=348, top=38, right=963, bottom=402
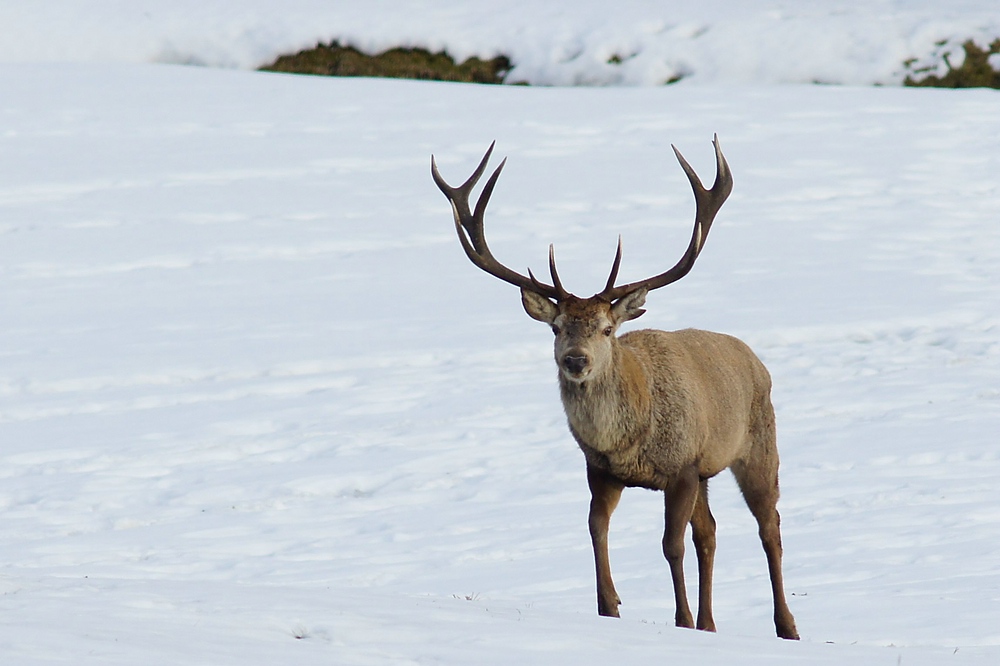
left=431, top=137, right=733, bottom=384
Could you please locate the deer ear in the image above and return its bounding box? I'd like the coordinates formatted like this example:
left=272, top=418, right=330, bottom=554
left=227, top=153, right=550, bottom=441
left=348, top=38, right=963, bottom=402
left=521, top=288, right=559, bottom=324
left=611, top=288, right=647, bottom=323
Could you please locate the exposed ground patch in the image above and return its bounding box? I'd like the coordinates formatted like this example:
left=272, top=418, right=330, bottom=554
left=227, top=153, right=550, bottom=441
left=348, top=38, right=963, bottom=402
left=259, top=41, right=512, bottom=84
left=904, top=39, right=1000, bottom=89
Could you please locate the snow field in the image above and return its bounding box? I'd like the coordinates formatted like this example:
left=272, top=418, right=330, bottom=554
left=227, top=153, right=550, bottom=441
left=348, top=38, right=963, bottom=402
left=1, top=2, right=1000, bottom=87
left=0, top=63, right=999, bottom=663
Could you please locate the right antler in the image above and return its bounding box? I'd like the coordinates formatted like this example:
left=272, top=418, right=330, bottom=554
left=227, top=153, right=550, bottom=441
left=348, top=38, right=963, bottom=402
left=598, top=134, right=733, bottom=301
left=431, top=143, right=568, bottom=301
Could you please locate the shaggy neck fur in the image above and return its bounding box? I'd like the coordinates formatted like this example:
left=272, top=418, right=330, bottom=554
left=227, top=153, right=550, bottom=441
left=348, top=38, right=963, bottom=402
left=558, top=340, right=651, bottom=454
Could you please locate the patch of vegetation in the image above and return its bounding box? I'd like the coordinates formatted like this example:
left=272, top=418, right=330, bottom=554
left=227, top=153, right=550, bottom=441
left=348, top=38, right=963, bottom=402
left=904, top=39, right=1000, bottom=89
left=260, top=41, right=512, bottom=85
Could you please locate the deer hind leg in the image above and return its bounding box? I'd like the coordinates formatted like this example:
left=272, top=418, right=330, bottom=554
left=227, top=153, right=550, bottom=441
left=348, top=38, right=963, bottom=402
left=662, top=464, right=700, bottom=629
left=587, top=465, right=625, bottom=617
left=689, top=477, right=717, bottom=632
left=731, top=455, right=800, bottom=640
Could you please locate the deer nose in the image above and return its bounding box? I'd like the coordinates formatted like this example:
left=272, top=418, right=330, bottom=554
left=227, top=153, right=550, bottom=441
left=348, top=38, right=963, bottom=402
left=562, top=354, right=589, bottom=375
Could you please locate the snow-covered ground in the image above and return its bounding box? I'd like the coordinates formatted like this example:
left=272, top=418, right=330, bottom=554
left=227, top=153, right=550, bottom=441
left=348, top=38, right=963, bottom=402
left=2, top=3, right=1000, bottom=665
left=1, top=1, right=999, bottom=86
left=3, top=61, right=999, bottom=665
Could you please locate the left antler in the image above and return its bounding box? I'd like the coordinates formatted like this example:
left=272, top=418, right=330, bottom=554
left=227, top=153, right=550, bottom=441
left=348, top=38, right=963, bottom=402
left=431, top=142, right=569, bottom=301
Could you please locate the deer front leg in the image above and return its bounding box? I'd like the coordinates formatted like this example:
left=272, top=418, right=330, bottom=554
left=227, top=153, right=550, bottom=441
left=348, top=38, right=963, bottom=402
left=587, top=465, right=625, bottom=617
left=663, top=465, right=700, bottom=629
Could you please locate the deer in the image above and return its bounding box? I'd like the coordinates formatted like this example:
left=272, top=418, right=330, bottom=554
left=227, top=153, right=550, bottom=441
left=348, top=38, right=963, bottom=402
left=430, top=136, right=798, bottom=640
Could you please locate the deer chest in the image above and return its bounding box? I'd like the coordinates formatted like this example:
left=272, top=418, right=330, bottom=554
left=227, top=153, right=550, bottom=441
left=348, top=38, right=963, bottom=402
left=576, top=439, right=675, bottom=491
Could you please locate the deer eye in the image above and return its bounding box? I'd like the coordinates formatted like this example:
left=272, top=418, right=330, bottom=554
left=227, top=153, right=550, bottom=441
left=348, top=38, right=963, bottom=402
left=603, top=326, right=613, bottom=337
left=551, top=325, right=560, bottom=336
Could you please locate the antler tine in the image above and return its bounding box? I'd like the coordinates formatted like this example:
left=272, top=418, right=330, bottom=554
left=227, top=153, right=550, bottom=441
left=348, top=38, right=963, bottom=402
left=599, top=236, right=624, bottom=298
left=547, top=244, right=570, bottom=299
left=430, top=142, right=495, bottom=254
left=431, top=143, right=564, bottom=300
left=601, top=134, right=733, bottom=301
left=527, top=245, right=568, bottom=299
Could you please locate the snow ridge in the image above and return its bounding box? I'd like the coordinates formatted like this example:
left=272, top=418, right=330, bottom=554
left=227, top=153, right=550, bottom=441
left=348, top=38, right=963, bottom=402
left=1, top=2, right=1000, bottom=86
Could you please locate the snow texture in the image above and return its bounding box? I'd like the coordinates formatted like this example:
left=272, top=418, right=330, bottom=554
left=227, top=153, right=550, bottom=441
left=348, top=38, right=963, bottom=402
left=2, top=3, right=1000, bottom=665
left=1, top=1, right=1000, bottom=86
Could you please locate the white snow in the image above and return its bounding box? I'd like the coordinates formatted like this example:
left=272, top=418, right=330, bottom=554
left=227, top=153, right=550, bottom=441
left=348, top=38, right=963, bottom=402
left=1, top=1, right=999, bottom=86
left=2, top=3, right=1000, bottom=665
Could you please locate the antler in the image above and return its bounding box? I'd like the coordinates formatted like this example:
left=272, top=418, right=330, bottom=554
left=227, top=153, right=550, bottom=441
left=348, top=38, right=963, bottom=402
left=598, top=134, right=733, bottom=302
left=432, top=136, right=732, bottom=304
left=431, top=142, right=567, bottom=300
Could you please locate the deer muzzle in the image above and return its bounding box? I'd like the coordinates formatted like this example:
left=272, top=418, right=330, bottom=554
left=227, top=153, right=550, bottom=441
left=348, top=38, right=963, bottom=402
left=561, top=353, right=590, bottom=377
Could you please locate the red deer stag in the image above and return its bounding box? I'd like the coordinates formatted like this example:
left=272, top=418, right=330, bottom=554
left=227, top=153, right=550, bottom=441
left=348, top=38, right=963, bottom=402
left=431, top=137, right=798, bottom=640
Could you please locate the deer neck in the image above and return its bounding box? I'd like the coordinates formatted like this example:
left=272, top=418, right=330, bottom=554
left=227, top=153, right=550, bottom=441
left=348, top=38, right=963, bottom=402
left=558, top=342, right=650, bottom=453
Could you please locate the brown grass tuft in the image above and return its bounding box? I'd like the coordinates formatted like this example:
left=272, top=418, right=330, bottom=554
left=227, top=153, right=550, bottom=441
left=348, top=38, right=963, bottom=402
left=260, top=41, right=512, bottom=84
